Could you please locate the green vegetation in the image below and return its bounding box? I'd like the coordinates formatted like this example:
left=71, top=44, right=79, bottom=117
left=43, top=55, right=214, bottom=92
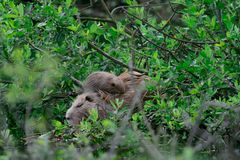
left=0, top=0, right=239, bottom=159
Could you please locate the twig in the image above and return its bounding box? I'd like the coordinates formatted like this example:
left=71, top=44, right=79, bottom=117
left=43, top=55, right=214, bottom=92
left=78, top=17, right=115, bottom=24
left=111, top=1, right=172, bottom=16
left=213, top=2, right=226, bottom=35
left=159, top=11, right=176, bottom=32
left=88, top=42, right=148, bottom=74
left=138, top=30, right=179, bottom=62
left=0, top=79, right=12, bottom=84
left=130, top=29, right=138, bottom=72
left=187, top=98, right=207, bottom=146
left=167, top=0, right=182, bottom=14
left=42, top=91, right=78, bottom=104
left=100, top=0, right=114, bottom=20
left=70, top=76, right=83, bottom=88
left=26, top=40, right=46, bottom=52
left=77, top=0, right=97, bottom=12
left=125, top=10, right=218, bottom=45
left=204, top=100, right=233, bottom=110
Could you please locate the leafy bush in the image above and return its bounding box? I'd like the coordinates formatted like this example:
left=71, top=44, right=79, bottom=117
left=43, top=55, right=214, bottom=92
left=0, top=0, right=240, bottom=159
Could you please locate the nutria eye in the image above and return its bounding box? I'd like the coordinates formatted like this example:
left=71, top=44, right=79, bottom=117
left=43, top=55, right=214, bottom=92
left=85, top=96, right=93, bottom=102
left=65, top=117, right=70, bottom=120
left=111, top=83, right=115, bottom=87
left=76, top=104, right=83, bottom=108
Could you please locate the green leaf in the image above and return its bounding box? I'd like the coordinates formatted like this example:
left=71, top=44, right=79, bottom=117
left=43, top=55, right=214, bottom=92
left=88, top=108, right=98, bottom=122
left=189, top=88, right=199, bottom=95
left=215, top=41, right=225, bottom=48
left=102, top=119, right=116, bottom=133
left=37, top=22, right=47, bottom=27
left=3, top=13, right=18, bottom=19
left=204, top=0, right=213, bottom=4
left=17, top=3, right=24, bottom=16
left=183, top=15, right=197, bottom=28
left=67, top=25, right=78, bottom=32
left=52, top=120, right=63, bottom=129
left=90, top=23, right=98, bottom=33
left=9, top=1, right=18, bottom=14
left=12, top=48, right=24, bottom=62
left=66, top=0, right=72, bottom=8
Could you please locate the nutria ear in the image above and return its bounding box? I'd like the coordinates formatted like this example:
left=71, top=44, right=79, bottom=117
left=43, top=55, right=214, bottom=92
left=85, top=95, right=93, bottom=102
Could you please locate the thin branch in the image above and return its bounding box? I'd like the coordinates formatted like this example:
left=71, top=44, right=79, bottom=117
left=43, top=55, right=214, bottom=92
left=77, top=0, right=97, bottom=12
left=159, top=11, right=176, bottom=32
left=26, top=40, right=46, bottom=52
left=125, top=29, right=199, bottom=79
left=138, top=30, right=179, bottom=62
left=0, top=79, right=12, bottom=84
left=42, top=91, right=78, bottom=104
left=88, top=42, right=148, bottom=74
left=125, top=10, right=218, bottom=45
left=213, top=2, right=226, bottom=35
left=100, top=0, right=115, bottom=20
left=167, top=0, right=181, bottom=14
left=130, top=29, right=138, bottom=72
left=70, top=76, right=83, bottom=88
left=111, top=1, right=172, bottom=16
left=78, top=17, right=115, bottom=24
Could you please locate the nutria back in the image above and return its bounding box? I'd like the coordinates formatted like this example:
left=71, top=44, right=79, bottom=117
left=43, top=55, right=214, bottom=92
left=118, top=71, right=149, bottom=90
left=98, top=71, right=149, bottom=108
left=83, top=72, right=126, bottom=94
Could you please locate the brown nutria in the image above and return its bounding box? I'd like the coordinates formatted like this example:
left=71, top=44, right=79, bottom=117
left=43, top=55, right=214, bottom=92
left=66, top=71, right=150, bottom=125
left=65, top=92, right=112, bottom=126
left=83, top=71, right=126, bottom=94
left=99, top=71, right=149, bottom=108
left=118, top=71, right=150, bottom=91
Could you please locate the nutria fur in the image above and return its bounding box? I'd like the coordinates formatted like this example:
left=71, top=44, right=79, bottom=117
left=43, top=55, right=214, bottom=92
left=118, top=71, right=149, bottom=91
left=66, top=71, right=150, bottom=125
left=65, top=92, right=112, bottom=126
left=83, top=72, right=126, bottom=94
left=99, top=71, right=149, bottom=108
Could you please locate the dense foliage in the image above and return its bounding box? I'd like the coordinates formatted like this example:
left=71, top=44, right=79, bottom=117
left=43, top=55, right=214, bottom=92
left=0, top=0, right=239, bottom=159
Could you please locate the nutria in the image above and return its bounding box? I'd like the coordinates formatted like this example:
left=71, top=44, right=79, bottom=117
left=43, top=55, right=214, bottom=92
left=66, top=71, right=150, bottom=125
left=65, top=92, right=112, bottom=126
left=118, top=71, right=150, bottom=91
left=99, top=71, right=149, bottom=108
left=83, top=72, right=126, bottom=94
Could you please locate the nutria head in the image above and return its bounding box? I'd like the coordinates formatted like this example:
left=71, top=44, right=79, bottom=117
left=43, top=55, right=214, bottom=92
left=65, top=92, right=112, bottom=126
left=83, top=72, right=126, bottom=94
left=65, top=92, right=108, bottom=126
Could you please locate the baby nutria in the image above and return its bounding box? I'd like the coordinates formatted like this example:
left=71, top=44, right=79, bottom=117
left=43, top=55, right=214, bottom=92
left=83, top=71, right=126, bottom=94
left=98, top=71, right=149, bottom=108
left=118, top=71, right=150, bottom=91
left=65, top=92, right=112, bottom=126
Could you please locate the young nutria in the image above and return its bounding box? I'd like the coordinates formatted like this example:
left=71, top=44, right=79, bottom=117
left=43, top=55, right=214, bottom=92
left=65, top=92, right=112, bottom=126
left=118, top=71, right=149, bottom=90
left=83, top=71, right=126, bottom=94
left=99, top=71, right=149, bottom=108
